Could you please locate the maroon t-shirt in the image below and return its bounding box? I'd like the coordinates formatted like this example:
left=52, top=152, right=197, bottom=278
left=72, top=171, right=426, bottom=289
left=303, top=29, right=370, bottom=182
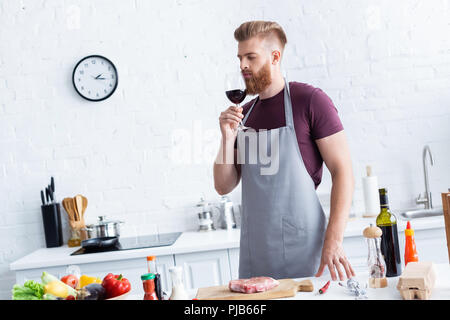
left=235, top=81, right=344, bottom=188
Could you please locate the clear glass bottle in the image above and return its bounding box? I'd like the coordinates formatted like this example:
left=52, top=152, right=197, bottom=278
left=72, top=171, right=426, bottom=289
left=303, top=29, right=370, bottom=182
left=363, top=224, right=387, bottom=288
left=169, top=266, right=189, bottom=300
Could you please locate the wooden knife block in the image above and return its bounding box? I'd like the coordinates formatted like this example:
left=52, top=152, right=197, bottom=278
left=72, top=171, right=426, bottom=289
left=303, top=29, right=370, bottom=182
left=397, top=261, right=436, bottom=300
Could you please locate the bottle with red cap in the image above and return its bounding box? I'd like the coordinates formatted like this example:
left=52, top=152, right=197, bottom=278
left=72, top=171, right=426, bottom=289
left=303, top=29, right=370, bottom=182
left=404, top=221, right=419, bottom=266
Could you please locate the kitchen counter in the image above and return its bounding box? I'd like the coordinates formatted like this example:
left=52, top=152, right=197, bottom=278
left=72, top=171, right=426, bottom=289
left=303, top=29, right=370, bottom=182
left=10, top=229, right=241, bottom=271
left=10, top=215, right=445, bottom=271
left=127, top=263, right=450, bottom=300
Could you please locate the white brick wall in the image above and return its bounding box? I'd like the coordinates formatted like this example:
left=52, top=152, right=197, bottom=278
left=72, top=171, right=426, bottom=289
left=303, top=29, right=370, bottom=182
left=1, top=0, right=449, bottom=299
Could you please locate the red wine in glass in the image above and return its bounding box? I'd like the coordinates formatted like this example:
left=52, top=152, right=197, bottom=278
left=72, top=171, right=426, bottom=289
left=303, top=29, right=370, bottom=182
left=226, top=89, right=247, bottom=105
left=224, top=71, right=249, bottom=131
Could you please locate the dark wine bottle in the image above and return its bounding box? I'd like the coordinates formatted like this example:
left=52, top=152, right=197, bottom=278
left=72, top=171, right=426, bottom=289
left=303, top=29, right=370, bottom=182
left=376, top=188, right=402, bottom=277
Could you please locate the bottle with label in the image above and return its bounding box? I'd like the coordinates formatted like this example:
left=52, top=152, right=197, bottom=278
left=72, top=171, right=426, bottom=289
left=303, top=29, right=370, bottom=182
left=404, top=221, right=419, bottom=266
left=376, top=188, right=402, bottom=277
left=141, top=273, right=158, bottom=300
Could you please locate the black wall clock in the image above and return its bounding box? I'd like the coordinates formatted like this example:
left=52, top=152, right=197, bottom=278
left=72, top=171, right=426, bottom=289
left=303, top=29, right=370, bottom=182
left=72, top=55, right=118, bottom=101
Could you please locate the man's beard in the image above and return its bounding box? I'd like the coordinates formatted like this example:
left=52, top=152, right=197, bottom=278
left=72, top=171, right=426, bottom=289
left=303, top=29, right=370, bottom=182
left=243, top=62, right=272, bottom=96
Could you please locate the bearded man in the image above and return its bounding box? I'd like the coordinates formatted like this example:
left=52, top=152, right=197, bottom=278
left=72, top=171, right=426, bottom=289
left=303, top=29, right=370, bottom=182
left=213, top=21, right=355, bottom=281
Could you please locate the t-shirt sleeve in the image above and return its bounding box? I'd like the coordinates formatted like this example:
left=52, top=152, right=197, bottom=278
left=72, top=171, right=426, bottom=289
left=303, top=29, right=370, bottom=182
left=309, top=88, right=344, bottom=140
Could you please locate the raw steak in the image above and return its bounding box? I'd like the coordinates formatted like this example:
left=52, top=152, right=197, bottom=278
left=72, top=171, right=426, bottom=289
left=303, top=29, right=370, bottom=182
left=229, top=277, right=280, bottom=294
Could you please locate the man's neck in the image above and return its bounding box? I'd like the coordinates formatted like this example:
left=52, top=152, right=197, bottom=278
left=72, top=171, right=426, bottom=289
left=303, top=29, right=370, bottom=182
left=258, top=73, right=285, bottom=100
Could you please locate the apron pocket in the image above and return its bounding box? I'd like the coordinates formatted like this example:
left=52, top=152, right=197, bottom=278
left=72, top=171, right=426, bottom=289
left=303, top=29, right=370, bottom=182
left=281, top=216, right=316, bottom=278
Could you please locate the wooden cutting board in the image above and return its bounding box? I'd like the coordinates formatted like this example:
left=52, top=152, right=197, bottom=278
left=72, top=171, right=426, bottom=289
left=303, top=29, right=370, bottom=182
left=195, top=279, right=314, bottom=300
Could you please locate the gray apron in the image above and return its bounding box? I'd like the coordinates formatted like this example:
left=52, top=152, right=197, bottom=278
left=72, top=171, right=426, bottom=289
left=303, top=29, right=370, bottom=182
left=236, top=80, right=327, bottom=279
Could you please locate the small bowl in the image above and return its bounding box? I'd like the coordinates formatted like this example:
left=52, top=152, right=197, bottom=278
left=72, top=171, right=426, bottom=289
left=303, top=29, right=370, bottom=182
left=105, top=291, right=131, bottom=300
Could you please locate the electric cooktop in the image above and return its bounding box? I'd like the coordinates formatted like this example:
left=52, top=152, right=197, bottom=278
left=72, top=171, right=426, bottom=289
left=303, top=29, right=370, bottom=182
left=70, top=232, right=182, bottom=255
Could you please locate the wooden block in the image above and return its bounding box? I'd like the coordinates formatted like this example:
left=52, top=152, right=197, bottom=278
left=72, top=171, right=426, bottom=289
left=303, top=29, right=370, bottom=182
left=369, top=277, right=387, bottom=288
left=397, top=262, right=436, bottom=300
left=399, top=288, right=432, bottom=300
left=195, top=279, right=313, bottom=300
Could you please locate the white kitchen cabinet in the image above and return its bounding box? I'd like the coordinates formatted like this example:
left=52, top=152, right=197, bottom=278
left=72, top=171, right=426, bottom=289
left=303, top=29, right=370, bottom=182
left=15, top=265, right=67, bottom=285
left=228, top=247, right=240, bottom=279
left=174, top=249, right=232, bottom=290
left=343, top=235, right=369, bottom=273
left=399, top=227, right=448, bottom=264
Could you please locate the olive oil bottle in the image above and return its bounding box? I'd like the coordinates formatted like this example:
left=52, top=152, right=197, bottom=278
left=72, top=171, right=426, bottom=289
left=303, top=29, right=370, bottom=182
left=376, top=188, right=402, bottom=277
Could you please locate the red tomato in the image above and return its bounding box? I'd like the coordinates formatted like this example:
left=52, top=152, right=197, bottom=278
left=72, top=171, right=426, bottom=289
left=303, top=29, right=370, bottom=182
left=61, top=274, right=79, bottom=289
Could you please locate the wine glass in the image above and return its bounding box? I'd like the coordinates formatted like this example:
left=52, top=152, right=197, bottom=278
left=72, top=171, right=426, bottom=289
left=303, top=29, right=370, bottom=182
left=225, top=72, right=249, bottom=131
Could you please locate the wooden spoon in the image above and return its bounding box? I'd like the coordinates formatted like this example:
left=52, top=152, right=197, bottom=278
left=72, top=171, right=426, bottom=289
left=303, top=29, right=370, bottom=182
left=72, top=197, right=81, bottom=221
left=81, top=195, right=88, bottom=218
left=75, top=194, right=88, bottom=240
left=62, top=198, right=74, bottom=221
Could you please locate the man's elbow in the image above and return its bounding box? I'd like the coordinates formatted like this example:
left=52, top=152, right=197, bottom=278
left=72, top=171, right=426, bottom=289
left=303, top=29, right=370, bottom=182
left=215, top=184, right=231, bottom=196
left=331, top=166, right=355, bottom=187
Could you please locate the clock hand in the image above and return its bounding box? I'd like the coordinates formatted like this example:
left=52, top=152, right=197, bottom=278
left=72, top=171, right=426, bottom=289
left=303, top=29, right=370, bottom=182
left=95, top=73, right=103, bottom=79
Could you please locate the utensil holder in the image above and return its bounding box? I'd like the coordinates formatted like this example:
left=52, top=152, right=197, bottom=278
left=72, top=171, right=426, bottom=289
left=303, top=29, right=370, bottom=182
left=41, top=203, right=63, bottom=248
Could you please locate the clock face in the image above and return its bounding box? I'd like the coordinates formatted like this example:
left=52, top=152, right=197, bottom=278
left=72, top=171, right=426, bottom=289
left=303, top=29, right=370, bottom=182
left=72, top=55, right=118, bottom=101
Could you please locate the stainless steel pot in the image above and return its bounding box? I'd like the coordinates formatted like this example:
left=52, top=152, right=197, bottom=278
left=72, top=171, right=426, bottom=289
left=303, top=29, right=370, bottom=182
left=82, top=216, right=124, bottom=239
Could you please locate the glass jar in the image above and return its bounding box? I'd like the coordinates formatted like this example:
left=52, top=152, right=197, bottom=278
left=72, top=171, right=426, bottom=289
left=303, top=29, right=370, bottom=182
left=67, top=228, right=81, bottom=247
left=141, top=273, right=158, bottom=300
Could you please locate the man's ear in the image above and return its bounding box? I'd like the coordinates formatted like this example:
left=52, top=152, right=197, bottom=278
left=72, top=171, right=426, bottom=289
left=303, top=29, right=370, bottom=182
left=272, top=50, right=281, bottom=65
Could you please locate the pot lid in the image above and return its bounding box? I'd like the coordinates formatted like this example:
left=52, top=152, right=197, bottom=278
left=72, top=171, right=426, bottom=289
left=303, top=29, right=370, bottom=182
left=90, top=215, right=124, bottom=226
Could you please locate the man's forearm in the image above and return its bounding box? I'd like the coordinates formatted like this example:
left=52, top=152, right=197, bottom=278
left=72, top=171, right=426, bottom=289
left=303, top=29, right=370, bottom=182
left=324, top=169, right=355, bottom=243
left=213, top=137, right=240, bottom=195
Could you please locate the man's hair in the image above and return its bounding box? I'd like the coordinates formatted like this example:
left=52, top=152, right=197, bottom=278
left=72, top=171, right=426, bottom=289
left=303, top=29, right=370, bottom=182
left=234, top=21, right=287, bottom=50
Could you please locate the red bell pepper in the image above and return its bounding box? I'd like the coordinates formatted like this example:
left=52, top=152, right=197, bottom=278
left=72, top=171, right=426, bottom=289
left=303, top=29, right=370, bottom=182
left=101, top=273, right=131, bottom=299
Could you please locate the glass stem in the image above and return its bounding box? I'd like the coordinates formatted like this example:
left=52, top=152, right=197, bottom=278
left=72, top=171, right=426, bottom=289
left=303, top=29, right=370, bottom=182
left=236, top=103, right=243, bottom=128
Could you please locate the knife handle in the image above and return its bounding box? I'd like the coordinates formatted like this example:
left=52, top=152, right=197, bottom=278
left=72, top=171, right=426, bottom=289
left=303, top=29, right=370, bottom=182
left=45, top=187, right=50, bottom=204
left=50, top=177, right=55, bottom=193
left=47, top=185, right=54, bottom=203
left=40, top=190, right=46, bottom=206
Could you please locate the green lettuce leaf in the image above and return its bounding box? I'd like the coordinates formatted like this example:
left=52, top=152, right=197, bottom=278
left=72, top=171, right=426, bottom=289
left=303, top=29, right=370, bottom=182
left=12, top=280, right=45, bottom=300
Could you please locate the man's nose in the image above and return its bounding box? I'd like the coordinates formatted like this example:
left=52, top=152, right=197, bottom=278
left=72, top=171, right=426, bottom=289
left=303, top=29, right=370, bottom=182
left=240, top=61, right=249, bottom=72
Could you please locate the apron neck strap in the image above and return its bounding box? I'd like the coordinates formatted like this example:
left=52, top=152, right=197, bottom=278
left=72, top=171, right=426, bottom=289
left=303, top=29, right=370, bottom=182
left=242, top=78, right=294, bottom=128
left=283, top=78, right=294, bottom=129
left=242, top=97, right=258, bottom=126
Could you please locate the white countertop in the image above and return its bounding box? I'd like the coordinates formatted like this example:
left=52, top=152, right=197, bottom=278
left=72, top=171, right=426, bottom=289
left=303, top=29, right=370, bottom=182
left=10, top=215, right=445, bottom=271
left=125, top=263, right=450, bottom=300
left=9, top=229, right=241, bottom=271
